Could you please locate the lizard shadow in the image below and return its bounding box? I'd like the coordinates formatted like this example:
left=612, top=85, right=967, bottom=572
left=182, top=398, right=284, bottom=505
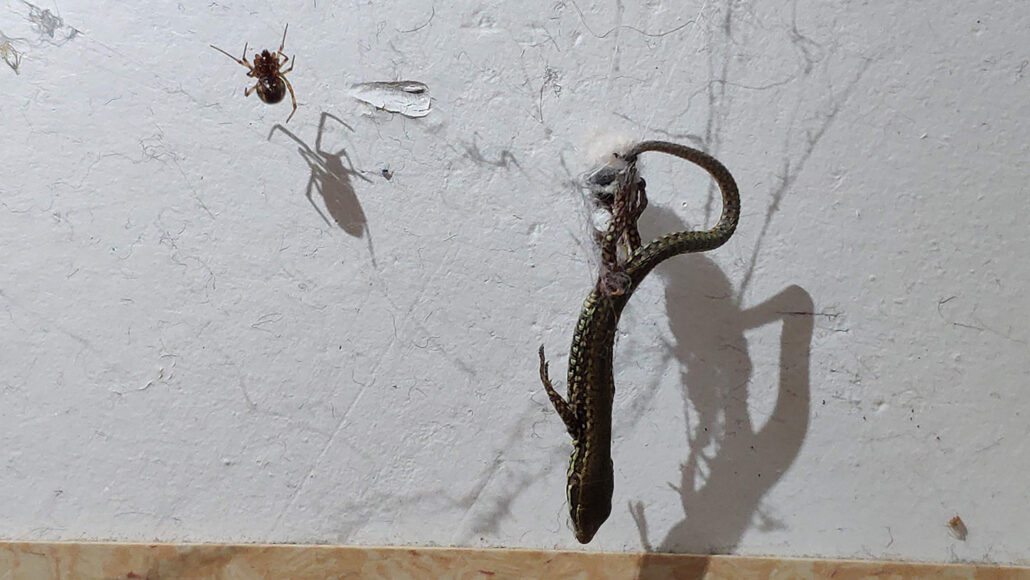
left=630, top=205, right=814, bottom=570
left=268, top=112, right=377, bottom=265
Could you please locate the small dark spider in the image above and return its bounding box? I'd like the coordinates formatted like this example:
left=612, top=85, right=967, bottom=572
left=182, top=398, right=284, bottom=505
left=211, top=24, right=298, bottom=123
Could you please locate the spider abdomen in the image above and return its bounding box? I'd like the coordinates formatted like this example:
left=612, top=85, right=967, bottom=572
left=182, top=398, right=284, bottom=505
left=257, top=77, right=286, bottom=104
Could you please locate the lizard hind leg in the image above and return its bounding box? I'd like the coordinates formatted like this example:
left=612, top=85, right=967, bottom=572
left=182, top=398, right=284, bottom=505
left=538, top=345, right=580, bottom=439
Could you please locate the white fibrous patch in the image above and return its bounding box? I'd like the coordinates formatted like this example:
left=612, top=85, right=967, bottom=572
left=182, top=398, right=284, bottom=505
left=565, top=131, right=640, bottom=273
left=571, top=133, right=632, bottom=244
left=590, top=206, right=612, bottom=232
left=350, top=81, right=432, bottom=118
left=577, top=130, right=639, bottom=202
left=582, top=129, right=636, bottom=169
left=0, top=31, right=23, bottom=74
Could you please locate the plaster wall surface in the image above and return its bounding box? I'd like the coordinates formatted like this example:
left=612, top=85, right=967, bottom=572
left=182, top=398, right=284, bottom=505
left=1, top=0, right=1027, bottom=564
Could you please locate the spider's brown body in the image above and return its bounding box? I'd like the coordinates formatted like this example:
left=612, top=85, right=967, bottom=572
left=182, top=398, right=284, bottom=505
left=250, top=48, right=288, bottom=105
left=211, top=25, right=297, bottom=122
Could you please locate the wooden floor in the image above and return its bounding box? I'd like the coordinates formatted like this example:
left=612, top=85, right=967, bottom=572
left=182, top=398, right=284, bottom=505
left=1, top=542, right=1028, bottom=579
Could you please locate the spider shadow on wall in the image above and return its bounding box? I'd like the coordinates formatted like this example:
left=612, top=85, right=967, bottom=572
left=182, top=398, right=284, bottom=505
left=268, top=112, right=376, bottom=264
left=627, top=205, right=813, bottom=570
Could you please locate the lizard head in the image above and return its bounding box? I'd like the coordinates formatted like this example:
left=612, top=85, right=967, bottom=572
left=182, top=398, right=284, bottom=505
left=568, top=457, right=614, bottom=543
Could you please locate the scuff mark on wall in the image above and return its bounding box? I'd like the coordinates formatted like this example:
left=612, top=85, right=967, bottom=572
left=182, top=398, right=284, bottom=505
left=23, top=1, right=80, bottom=45
left=0, top=31, right=23, bottom=74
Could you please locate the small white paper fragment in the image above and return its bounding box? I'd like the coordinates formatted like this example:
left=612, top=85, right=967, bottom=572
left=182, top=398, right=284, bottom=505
left=350, top=81, right=431, bottom=118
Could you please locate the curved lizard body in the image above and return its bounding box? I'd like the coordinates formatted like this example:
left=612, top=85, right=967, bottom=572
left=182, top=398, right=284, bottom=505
left=539, top=140, right=741, bottom=543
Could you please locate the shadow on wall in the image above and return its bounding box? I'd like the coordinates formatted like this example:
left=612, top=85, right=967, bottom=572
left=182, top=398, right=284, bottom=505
left=630, top=205, right=814, bottom=566
left=268, top=112, right=377, bottom=264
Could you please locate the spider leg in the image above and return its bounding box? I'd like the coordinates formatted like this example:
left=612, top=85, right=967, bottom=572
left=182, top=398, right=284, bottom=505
left=244, top=81, right=260, bottom=98
left=280, top=54, right=294, bottom=75
left=276, top=25, right=293, bottom=72
left=211, top=43, right=253, bottom=71
left=282, top=74, right=298, bottom=123
left=278, top=24, right=289, bottom=54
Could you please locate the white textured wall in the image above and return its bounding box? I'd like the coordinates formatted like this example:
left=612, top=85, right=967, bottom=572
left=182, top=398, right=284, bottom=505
left=2, top=0, right=1028, bottom=564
